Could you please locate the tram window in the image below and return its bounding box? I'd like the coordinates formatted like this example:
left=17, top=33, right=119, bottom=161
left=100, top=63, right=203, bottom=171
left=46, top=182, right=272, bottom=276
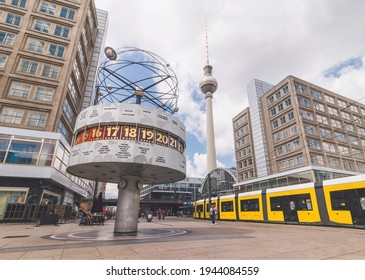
left=270, top=197, right=282, bottom=211
left=295, top=194, right=312, bottom=210
left=360, top=197, right=365, bottom=211
left=330, top=191, right=348, bottom=210
left=289, top=201, right=296, bottom=210
left=240, top=199, right=259, bottom=212
left=221, top=201, right=233, bottom=212
left=197, top=205, right=203, bottom=212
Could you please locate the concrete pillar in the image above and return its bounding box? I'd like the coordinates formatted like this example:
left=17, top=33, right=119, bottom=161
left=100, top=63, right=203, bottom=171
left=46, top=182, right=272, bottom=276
left=114, top=176, right=142, bottom=233
left=205, top=91, right=217, bottom=172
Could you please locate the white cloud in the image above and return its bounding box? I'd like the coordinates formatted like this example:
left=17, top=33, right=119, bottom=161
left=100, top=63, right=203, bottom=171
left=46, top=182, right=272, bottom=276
left=186, top=153, right=225, bottom=178
left=95, top=0, right=365, bottom=178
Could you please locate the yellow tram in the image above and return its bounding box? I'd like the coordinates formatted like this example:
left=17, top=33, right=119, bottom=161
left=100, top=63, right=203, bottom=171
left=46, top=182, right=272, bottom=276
left=193, top=174, right=365, bottom=228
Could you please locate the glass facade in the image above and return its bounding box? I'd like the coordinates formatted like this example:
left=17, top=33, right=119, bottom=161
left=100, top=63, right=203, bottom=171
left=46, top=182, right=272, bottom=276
left=0, top=132, right=91, bottom=191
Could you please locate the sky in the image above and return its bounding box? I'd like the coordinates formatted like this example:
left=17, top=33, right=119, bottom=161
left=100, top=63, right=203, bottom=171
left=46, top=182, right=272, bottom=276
left=93, top=0, right=365, bottom=197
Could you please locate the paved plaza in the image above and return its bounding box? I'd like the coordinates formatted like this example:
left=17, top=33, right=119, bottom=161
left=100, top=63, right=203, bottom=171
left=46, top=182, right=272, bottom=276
left=1, top=217, right=365, bottom=260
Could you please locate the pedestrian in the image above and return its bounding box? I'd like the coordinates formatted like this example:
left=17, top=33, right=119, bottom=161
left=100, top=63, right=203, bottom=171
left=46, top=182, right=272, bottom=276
left=214, top=204, right=218, bottom=224
left=209, top=204, right=216, bottom=225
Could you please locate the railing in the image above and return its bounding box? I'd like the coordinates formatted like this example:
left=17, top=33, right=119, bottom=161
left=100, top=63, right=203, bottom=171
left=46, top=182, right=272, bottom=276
left=0, top=204, right=74, bottom=223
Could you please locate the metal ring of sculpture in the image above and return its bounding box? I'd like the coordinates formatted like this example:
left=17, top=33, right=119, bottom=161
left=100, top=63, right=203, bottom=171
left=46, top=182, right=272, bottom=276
left=96, top=47, right=179, bottom=114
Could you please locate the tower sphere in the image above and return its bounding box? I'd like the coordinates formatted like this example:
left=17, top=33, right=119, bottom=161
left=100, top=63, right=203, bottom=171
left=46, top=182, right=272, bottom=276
left=200, top=74, right=218, bottom=94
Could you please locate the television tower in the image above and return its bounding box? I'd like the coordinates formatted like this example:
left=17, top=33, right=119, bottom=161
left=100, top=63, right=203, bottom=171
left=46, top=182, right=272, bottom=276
left=199, top=22, right=218, bottom=172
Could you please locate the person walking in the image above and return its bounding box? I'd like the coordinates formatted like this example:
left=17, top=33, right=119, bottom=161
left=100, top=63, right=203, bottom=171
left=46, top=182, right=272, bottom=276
left=209, top=204, right=216, bottom=225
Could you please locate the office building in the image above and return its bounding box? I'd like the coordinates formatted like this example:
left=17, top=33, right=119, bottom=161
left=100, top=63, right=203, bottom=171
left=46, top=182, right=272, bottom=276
left=233, top=75, right=365, bottom=192
left=0, top=0, right=107, bottom=220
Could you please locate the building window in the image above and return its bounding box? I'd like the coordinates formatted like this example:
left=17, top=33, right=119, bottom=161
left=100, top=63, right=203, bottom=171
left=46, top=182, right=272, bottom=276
left=344, top=123, right=354, bottom=133
left=288, top=111, right=295, bottom=121
left=282, top=85, right=289, bottom=94
left=310, top=89, right=321, bottom=100
left=285, top=98, right=292, bottom=107
left=272, top=120, right=278, bottom=129
left=33, top=20, right=51, bottom=33
left=26, top=111, right=47, bottom=127
left=58, top=121, right=72, bottom=143
left=276, top=146, right=283, bottom=156
left=296, top=155, right=304, bottom=164
left=358, top=128, right=365, bottom=136
left=78, top=42, right=85, bottom=66
left=11, top=0, right=26, bottom=8
left=328, top=106, right=338, bottom=117
left=293, top=139, right=300, bottom=150
left=319, top=128, right=331, bottom=139
left=331, top=119, right=341, bottom=128
left=9, top=82, right=31, bottom=98
left=349, top=105, right=358, bottom=114
left=0, top=31, right=16, bottom=45
left=54, top=25, right=70, bottom=38
left=87, top=8, right=94, bottom=27
left=323, top=142, right=336, bottom=153
left=352, top=148, right=362, bottom=159
left=25, top=38, right=45, bottom=53
left=34, top=86, right=54, bottom=102
left=297, top=96, right=311, bottom=107
left=39, top=1, right=56, bottom=15
left=271, top=108, right=276, bottom=116
left=341, top=111, right=350, bottom=120
left=338, top=146, right=349, bottom=156
left=324, top=94, right=335, bottom=104
left=357, top=162, right=365, bottom=172
left=310, top=154, right=324, bottom=165
left=328, top=157, right=340, bottom=168
left=0, top=107, right=24, bottom=124
left=280, top=115, right=286, bottom=125
left=41, top=64, right=60, bottom=79
left=73, top=60, right=82, bottom=84
left=349, top=136, right=358, bottom=145
left=335, top=132, right=346, bottom=143
left=67, top=79, right=80, bottom=105
left=60, top=7, right=75, bottom=20
left=313, top=101, right=325, bottom=112
left=300, top=110, right=313, bottom=121
left=304, top=124, right=317, bottom=135
left=48, top=43, right=65, bottom=57
left=294, top=83, right=307, bottom=94
left=354, top=118, right=362, bottom=125
left=307, top=139, right=320, bottom=150
left=18, top=59, right=38, bottom=74
left=337, top=99, right=347, bottom=108
left=62, top=98, right=76, bottom=125
left=268, top=95, right=274, bottom=104
left=5, top=13, right=21, bottom=26
left=0, top=54, right=7, bottom=69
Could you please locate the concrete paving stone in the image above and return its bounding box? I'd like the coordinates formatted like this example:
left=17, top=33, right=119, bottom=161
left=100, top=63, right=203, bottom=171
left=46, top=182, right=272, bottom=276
left=1, top=217, right=365, bottom=260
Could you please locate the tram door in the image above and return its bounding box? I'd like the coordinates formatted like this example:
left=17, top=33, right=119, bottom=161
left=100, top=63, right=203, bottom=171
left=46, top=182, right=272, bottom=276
left=283, top=196, right=299, bottom=222
left=347, top=189, right=365, bottom=226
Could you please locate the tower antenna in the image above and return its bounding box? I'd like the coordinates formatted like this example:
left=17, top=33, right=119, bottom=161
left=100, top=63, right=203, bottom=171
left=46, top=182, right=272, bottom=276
left=205, top=21, right=209, bottom=65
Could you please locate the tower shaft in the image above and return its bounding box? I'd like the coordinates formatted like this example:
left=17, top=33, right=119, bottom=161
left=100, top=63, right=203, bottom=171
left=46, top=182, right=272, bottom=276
left=205, top=92, right=217, bottom=172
